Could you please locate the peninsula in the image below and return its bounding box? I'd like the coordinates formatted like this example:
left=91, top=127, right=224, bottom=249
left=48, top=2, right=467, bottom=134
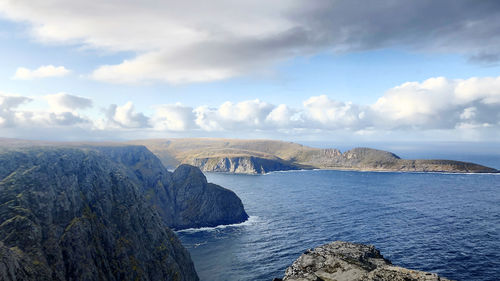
left=131, top=138, right=498, bottom=174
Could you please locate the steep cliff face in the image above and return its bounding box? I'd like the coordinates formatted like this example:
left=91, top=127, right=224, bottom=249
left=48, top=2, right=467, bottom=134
left=0, top=147, right=199, bottom=281
left=190, top=156, right=297, bottom=174
left=66, top=145, right=249, bottom=229
left=169, top=165, right=248, bottom=229
left=277, top=241, right=452, bottom=281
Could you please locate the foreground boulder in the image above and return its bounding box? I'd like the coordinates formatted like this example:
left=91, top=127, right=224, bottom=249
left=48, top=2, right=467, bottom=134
left=276, top=241, right=452, bottom=281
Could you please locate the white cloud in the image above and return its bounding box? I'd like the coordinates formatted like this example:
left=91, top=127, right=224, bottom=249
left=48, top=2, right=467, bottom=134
left=372, top=76, right=500, bottom=129
left=0, top=92, right=89, bottom=128
left=193, top=106, right=222, bottom=131
left=45, top=92, right=92, bottom=112
left=104, top=102, right=150, bottom=129
left=0, top=93, right=33, bottom=127
left=1, top=74, right=500, bottom=140
left=303, top=95, right=366, bottom=129
left=266, top=104, right=299, bottom=126
left=151, top=103, right=195, bottom=131
left=460, top=107, right=476, bottom=120
left=13, top=65, right=70, bottom=79
left=91, top=52, right=236, bottom=84
left=192, top=99, right=277, bottom=131
left=3, top=1, right=500, bottom=84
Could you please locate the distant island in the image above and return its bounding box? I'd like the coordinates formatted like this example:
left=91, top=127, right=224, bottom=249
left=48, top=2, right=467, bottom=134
left=130, top=138, right=498, bottom=174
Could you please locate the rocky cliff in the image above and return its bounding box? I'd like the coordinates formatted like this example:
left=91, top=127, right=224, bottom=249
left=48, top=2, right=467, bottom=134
left=0, top=147, right=199, bottom=281
left=190, top=156, right=298, bottom=174
left=0, top=145, right=250, bottom=280
left=170, top=164, right=249, bottom=228
left=132, top=139, right=498, bottom=174
left=275, top=241, right=452, bottom=281
left=88, top=145, right=249, bottom=229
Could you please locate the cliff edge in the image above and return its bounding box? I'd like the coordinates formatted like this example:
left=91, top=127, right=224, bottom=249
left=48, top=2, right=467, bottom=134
left=0, top=147, right=199, bottom=281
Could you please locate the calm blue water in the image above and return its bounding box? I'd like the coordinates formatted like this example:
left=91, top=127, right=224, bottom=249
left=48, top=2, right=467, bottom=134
left=177, top=158, right=500, bottom=281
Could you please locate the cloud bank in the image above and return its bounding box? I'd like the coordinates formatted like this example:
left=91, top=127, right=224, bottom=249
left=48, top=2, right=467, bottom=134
left=1, top=75, right=499, bottom=140
left=13, top=65, right=70, bottom=79
left=1, top=1, right=500, bottom=83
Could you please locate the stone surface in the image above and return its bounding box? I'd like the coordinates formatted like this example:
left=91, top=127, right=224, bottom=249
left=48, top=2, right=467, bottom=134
left=279, top=241, right=452, bottom=281
left=90, top=146, right=249, bottom=229
left=0, top=145, right=249, bottom=280
left=191, top=156, right=297, bottom=174
left=169, top=164, right=249, bottom=229
left=0, top=147, right=199, bottom=281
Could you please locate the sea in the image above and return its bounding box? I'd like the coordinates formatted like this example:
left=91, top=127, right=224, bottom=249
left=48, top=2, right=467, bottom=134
left=177, top=143, right=500, bottom=281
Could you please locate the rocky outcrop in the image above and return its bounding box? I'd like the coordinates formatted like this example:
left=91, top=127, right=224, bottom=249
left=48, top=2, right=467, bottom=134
left=60, top=145, right=248, bottom=229
left=275, top=241, right=452, bottom=281
left=169, top=165, right=249, bottom=229
left=0, top=147, right=199, bottom=281
left=190, top=156, right=298, bottom=174
left=0, top=144, right=251, bottom=280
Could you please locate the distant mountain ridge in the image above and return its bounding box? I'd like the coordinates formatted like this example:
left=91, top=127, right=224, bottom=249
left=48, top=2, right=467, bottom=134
left=130, top=138, right=498, bottom=174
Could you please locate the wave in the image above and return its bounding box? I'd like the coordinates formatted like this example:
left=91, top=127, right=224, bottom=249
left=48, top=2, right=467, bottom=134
left=175, top=216, right=259, bottom=234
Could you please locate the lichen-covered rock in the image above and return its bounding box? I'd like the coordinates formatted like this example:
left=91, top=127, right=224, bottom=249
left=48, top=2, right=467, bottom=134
left=279, top=241, right=452, bottom=281
left=0, top=147, right=199, bottom=281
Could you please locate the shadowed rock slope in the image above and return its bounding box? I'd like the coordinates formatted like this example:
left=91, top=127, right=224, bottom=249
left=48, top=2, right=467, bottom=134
left=131, top=138, right=498, bottom=174
left=0, top=145, right=249, bottom=280
left=276, top=241, right=452, bottom=281
left=89, top=145, right=248, bottom=229
left=0, top=147, right=199, bottom=281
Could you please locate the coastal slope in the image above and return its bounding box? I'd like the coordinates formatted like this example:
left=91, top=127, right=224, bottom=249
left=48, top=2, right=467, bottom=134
left=131, top=138, right=498, bottom=174
left=0, top=141, right=249, bottom=229
left=0, top=147, right=199, bottom=281
left=276, top=241, right=452, bottom=281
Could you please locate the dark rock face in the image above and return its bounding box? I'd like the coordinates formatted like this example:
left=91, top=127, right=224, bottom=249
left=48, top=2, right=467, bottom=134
left=0, top=147, right=199, bottom=281
left=279, top=241, right=452, bottom=281
left=170, top=164, right=249, bottom=229
left=84, top=146, right=249, bottom=229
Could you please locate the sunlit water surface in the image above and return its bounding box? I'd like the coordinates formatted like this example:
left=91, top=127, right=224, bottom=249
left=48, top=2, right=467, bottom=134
left=177, top=156, right=500, bottom=281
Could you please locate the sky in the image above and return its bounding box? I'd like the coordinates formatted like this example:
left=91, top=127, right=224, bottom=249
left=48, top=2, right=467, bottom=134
left=0, top=0, right=500, bottom=143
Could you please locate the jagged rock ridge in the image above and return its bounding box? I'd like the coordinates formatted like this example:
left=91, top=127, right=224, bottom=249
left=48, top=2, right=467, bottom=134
left=276, top=241, right=452, bottom=281
left=90, top=145, right=249, bottom=229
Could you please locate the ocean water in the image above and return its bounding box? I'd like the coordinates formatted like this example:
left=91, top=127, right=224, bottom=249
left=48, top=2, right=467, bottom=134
left=177, top=156, right=500, bottom=281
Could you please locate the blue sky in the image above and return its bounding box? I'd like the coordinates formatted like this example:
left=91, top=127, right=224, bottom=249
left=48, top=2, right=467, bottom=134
left=1, top=1, right=500, bottom=142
